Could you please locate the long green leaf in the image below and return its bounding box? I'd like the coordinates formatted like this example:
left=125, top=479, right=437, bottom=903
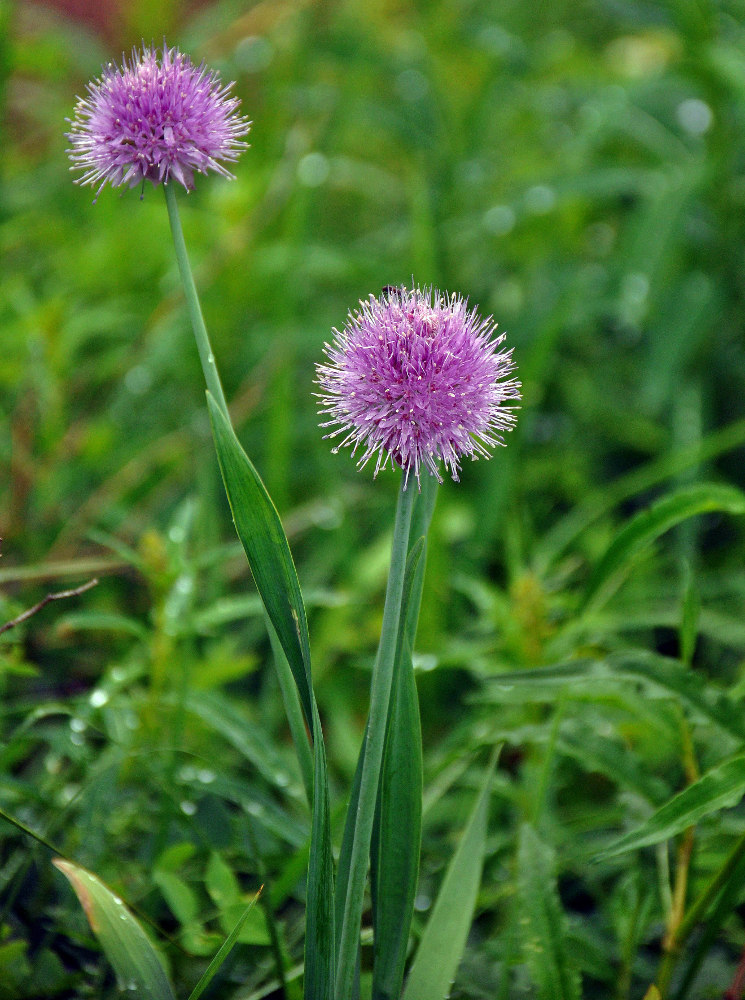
left=54, top=860, right=176, bottom=1000
left=583, top=483, right=745, bottom=612
left=207, top=394, right=314, bottom=730
left=535, top=418, right=745, bottom=575
left=372, top=538, right=425, bottom=1000
left=486, top=651, right=745, bottom=741
left=305, top=717, right=336, bottom=999
left=333, top=479, right=434, bottom=962
left=515, top=825, right=580, bottom=1000
left=403, top=750, right=497, bottom=1000
left=335, top=481, right=416, bottom=1000
left=187, top=892, right=262, bottom=1000
left=602, top=756, right=745, bottom=857
left=206, top=395, right=335, bottom=998
left=183, top=689, right=304, bottom=798
left=334, top=719, right=367, bottom=1000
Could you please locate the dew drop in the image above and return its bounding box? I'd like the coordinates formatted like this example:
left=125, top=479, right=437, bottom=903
left=168, top=524, right=185, bottom=544
left=89, top=689, right=109, bottom=708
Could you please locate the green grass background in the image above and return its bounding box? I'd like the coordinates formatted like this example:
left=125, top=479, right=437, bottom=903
left=3, top=0, right=745, bottom=997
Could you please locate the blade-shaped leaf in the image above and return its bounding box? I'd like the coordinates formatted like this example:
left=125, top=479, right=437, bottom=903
left=207, top=394, right=313, bottom=730
left=603, top=755, right=745, bottom=857
left=403, top=750, right=497, bottom=1000
left=305, top=717, right=336, bottom=999
left=187, top=891, right=262, bottom=1000
left=54, top=859, right=176, bottom=1000
left=206, top=395, right=335, bottom=997
left=534, top=418, right=745, bottom=575
left=183, top=689, right=303, bottom=798
left=583, top=483, right=745, bottom=612
left=334, top=482, right=418, bottom=1000
left=372, top=539, right=425, bottom=1000
left=486, top=651, right=745, bottom=741
left=515, top=824, right=581, bottom=1000
left=334, top=720, right=366, bottom=1000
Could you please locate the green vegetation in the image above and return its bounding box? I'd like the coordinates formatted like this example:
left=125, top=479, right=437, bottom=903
left=3, top=0, right=745, bottom=997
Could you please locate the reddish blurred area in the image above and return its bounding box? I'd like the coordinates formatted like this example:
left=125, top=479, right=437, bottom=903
left=28, top=0, right=211, bottom=49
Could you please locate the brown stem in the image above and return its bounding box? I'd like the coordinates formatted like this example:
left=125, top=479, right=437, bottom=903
left=0, top=579, right=98, bottom=635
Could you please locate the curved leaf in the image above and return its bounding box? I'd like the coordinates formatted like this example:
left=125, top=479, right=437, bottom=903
left=487, top=651, right=745, bottom=741
left=583, top=483, right=745, bottom=612
left=535, top=418, right=745, bottom=574
left=207, top=394, right=314, bottom=730
left=206, top=395, right=335, bottom=999
left=54, top=860, right=175, bottom=1000
left=603, top=755, right=745, bottom=857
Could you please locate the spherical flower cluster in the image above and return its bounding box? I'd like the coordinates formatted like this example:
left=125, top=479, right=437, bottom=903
left=316, top=285, right=521, bottom=487
left=66, top=44, right=250, bottom=199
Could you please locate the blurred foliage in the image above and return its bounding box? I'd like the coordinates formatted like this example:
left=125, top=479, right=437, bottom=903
left=3, top=0, right=745, bottom=997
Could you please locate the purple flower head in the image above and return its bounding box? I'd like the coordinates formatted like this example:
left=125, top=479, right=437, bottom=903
left=316, top=285, right=521, bottom=487
left=66, top=44, right=250, bottom=199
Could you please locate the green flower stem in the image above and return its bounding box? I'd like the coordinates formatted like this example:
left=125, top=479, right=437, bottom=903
left=163, top=182, right=229, bottom=419
left=163, top=181, right=315, bottom=810
left=335, top=477, right=417, bottom=1000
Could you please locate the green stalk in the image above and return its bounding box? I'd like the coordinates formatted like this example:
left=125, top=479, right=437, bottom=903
left=335, top=477, right=417, bottom=1000
left=656, top=826, right=745, bottom=996
left=163, top=182, right=229, bottom=419
left=163, top=180, right=315, bottom=835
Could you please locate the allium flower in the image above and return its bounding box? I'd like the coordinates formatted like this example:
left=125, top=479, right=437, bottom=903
left=316, top=285, right=521, bottom=486
left=66, top=44, right=250, bottom=199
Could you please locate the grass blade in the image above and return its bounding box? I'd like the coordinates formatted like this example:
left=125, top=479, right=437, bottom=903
left=582, top=482, right=745, bottom=612
left=371, top=539, right=425, bottom=1000
left=207, top=393, right=314, bottom=730
left=54, top=860, right=176, bottom=1000
left=602, top=755, right=745, bottom=857
left=515, top=825, right=581, bottom=1000
left=206, top=394, right=335, bottom=998
left=186, top=891, right=262, bottom=1000
left=335, top=481, right=417, bottom=1000
left=334, top=720, right=367, bottom=1000
left=486, top=651, right=745, bottom=741
left=403, top=749, right=497, bottom=1000
left=534, top=419, right=745, bottom=574
left=304, top=717, right=336, bottom=999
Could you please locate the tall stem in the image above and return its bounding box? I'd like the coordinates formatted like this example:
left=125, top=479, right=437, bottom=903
left=656, top=827, right=745, bottom=996
left=163, top=183, right=229, bottom=418
left=335, top=478, right=416, bottom=1000
left=163, top=182, right=315, bottom=810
